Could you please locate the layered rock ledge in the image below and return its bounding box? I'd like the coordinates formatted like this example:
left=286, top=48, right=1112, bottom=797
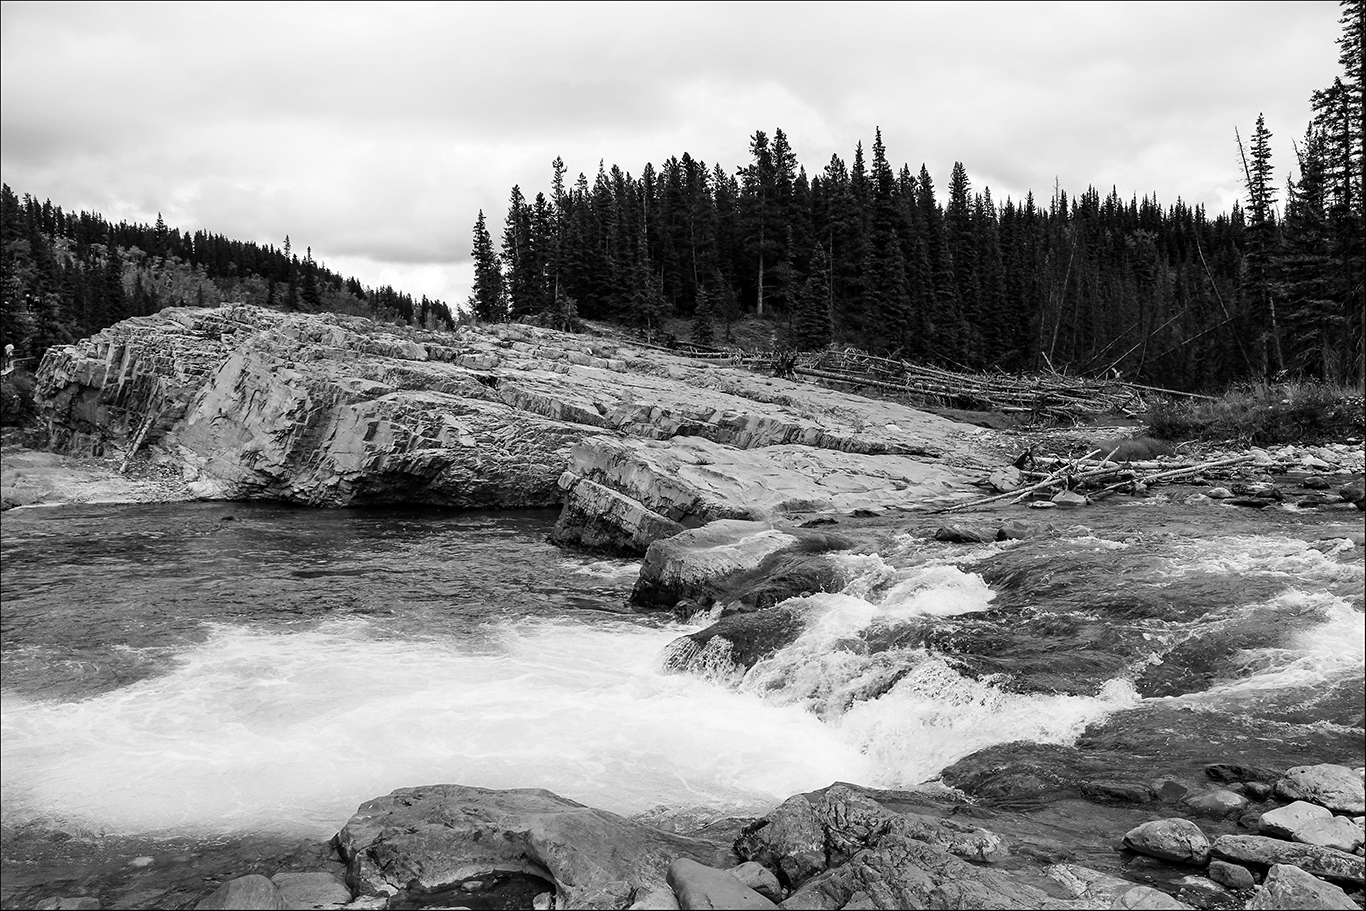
left=29, top=305, right=991, bottom=551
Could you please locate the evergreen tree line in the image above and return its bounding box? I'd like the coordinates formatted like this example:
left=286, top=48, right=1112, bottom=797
left=0, top=185, right=457, bottom=364
left=470, top=1, right=1362, bottom=391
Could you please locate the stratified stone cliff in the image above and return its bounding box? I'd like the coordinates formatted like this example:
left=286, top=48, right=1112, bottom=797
left=32, top=305, right=991, bottom=552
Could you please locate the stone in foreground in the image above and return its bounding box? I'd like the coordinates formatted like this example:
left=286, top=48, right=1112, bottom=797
left=1210, top=834, right=1364, bottom=885
left=665, top=858, right=777, bottom=910
left=1109, top=885, right=1193, bottom=909
left=1246, top=863, right=1358, bottom=910
left=1259, top=800, right=1333, bottom=840
left=334, top=784, right=731, bottom=909
left=1121, top=818, right=1211, bottom=865
left=195, top=874, right=284, bottom=910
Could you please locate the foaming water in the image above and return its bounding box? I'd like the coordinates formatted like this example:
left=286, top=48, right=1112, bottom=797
left=1, top=617, right=870, bottom=837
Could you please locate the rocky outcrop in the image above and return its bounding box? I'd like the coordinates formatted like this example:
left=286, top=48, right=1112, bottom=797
left=32, top=306, right=988, bottom=551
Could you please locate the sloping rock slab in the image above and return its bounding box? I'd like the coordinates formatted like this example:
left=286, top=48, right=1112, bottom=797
left=666, top=859, right=777, bottom=910
left=334, top=785, right=732, bottom=910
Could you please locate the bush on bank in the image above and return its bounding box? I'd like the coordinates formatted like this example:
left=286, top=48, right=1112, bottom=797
left=1146, top=382, right=1365, bottom=446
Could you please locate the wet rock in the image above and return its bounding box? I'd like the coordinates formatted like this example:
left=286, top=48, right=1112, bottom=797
left=1151, top=778, right=1191, bottom=802
left=727, top=862, right=782, bottom=902
left=1240, top=782, right=1274, bottom=801
left=1206, top=763, right=1283, bottom=786
left=1051, top=489, right=1089, bottom=507
left=1210, top=834, right=1364, bottom=885
left=1207, top=859, right=1255, bottom=891
left=1275, top=764, right=1366, bottom=814
left=1302, top=476, right=1331, bottom=490
left=934, top=524, right=993, bottom=544
left=1260, top=801, right=1333, bottom=839
left=1340, top=478, right=1365, bottom=509
left=660, top=607, right=805, bottom=680
left=1029, top=499, right=1057, bottom=509
left=1110, top=885, right=1192, bottom=909
left=1233, top=482, right=1282, bottom=500
left=33, top=899, right=101, bottom=911
left=1246, top=863, right=1358, bottom=910
left=997, top=519, right=1038, bottom=540
left=1230, top=497, right=1273, bottom=509
left=1121, top=818, right=1211, bottom=865
left=1182, top=789, right=1249, bottom=817
left=1205, top=487, right=1234, bottom=499
left=1295, top=816, right=1365, bottom=853
left=1082, top=780, right=1157, bottom=804
left=631, top=521, right=798, bottom=610
left=335, top=784, right=730, bottom=908
left=269, top=871, right=350, bottom=909
left=195, top=875, right=285, bottom=910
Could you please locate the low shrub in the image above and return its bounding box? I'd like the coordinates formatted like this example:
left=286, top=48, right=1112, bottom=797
left=0, top=371, right=36, bottom=427
left=1146, top=382, right=1364, bottom=445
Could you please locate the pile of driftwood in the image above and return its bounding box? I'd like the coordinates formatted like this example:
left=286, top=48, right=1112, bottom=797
left=936, top=448, right=1262, bottom=513
left=790, top=349, right=1149, bottom=421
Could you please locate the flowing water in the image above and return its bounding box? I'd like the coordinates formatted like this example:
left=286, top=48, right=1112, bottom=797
left=1, top=499, right=1363, bottom=907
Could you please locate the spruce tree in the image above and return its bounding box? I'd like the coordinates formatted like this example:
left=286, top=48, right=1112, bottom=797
left=469, top=210, right=507, bottom=322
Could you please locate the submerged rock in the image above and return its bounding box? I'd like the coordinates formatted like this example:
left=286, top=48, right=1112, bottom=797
left=1110, top=885, right=1193, bottom=909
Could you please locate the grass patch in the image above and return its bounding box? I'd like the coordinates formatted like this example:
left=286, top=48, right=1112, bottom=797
left=1146, top=382, right=1365, bottom=446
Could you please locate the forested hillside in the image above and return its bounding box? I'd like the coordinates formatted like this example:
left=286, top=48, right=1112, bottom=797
left=0, top=187, right=456, bottom=369
left=472, top=1, right=1362, bottom=392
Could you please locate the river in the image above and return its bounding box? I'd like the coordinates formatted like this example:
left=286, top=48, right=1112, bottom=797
left=1, top=498, right=1363, bottom=907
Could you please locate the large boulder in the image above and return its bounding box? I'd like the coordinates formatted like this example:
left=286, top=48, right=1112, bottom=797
left=733, top=784, right=1010, bottom=893
left=1275, top=764, right=1365, bottom=814
left=1210, top=834, right=1364, bottom=885
left=334, top=785, right=732, bottom=910
left=1260, top=800, right=1333, bottom=839
left=1247, top=863, right=1358, bottom=910
left=1121, top=819, right=1211, bottom=865
left=195, top=874, right=284, bottom=910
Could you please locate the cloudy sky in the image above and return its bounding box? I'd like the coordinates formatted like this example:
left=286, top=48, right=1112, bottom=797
left=0, top=1, right=1344, bottom=309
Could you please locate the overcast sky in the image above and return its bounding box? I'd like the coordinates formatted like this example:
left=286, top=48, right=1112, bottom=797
left=0, top=1, right=1345, bottom=309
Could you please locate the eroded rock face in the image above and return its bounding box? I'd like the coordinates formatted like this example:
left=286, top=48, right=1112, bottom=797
left=33, top=306, right=987, bottom=551
left=333, top=785, right=732, bottom=910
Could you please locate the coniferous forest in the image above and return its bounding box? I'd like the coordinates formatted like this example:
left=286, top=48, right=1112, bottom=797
left=471, top=0, right=1362, bottom=392
left=1, top=2, right=1360, bottom=395
left=0, top=188, right=456, bottom=370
